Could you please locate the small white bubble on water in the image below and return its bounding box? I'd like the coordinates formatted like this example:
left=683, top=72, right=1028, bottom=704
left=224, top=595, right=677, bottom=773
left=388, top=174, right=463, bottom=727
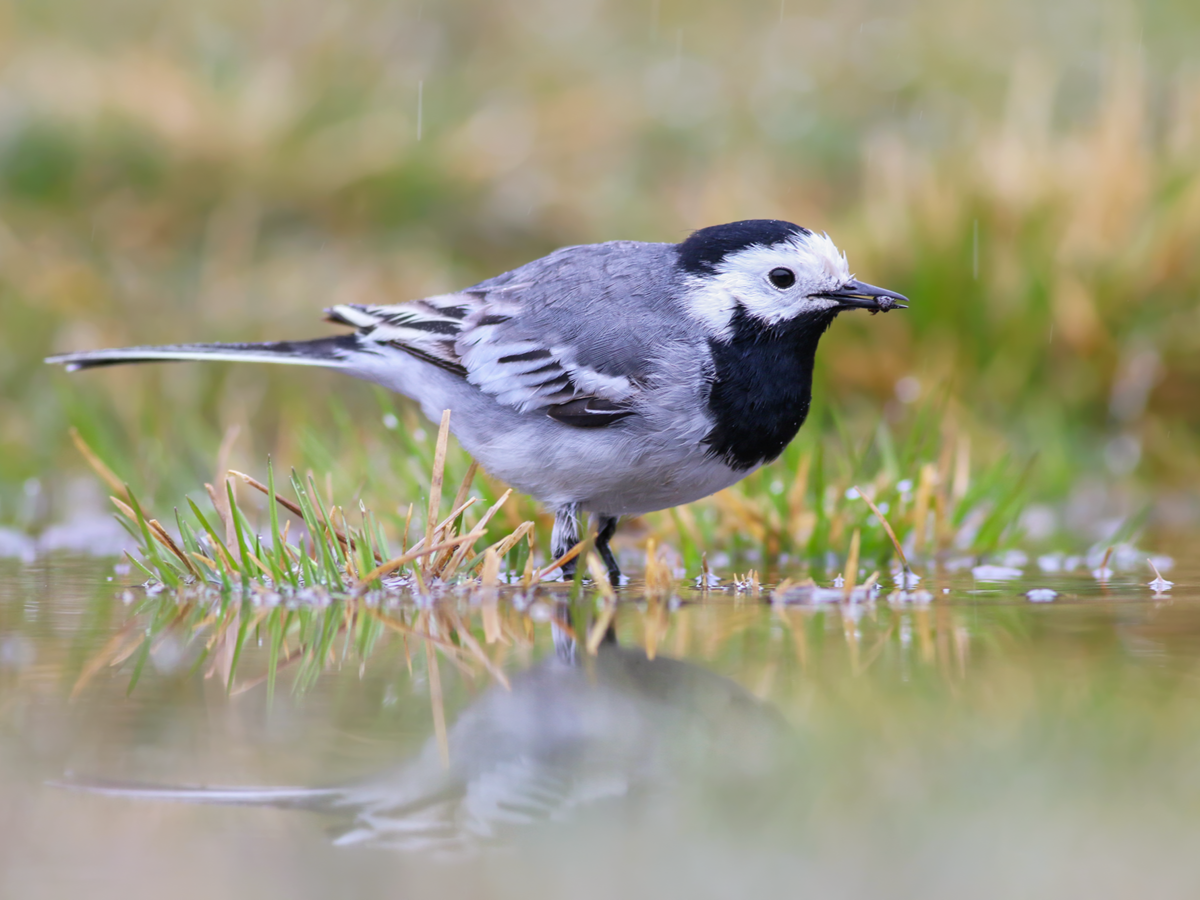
left=1037, top=554, right=1063, bottom=573
left=972, top=565, right=1024, bottom=581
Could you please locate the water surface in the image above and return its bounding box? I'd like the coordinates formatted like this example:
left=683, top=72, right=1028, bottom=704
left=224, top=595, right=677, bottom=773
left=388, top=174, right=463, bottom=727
left=2, top=553, right=1200, bottom=899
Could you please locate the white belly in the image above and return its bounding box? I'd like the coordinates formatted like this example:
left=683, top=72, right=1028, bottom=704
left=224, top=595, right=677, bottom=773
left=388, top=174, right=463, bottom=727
left=350, top=351, right=749, bottom=516
left=454, top=413, right=752, bottom=517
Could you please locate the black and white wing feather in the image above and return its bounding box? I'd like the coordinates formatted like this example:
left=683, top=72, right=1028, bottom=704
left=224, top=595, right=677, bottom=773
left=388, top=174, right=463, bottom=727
left=325, top=295, right=469, bottom=376
left=327, top=241, right=681, bottom=427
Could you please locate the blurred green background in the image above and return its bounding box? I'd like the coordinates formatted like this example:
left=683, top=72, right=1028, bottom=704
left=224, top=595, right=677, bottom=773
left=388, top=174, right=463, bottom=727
left=2, top=0, right=1198, bottom=541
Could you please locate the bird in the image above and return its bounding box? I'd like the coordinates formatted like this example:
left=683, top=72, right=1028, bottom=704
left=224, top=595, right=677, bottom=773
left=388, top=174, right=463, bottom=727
left=47, top=219, right=907, bottom=583
left=51, top=604, right=789, bottom=856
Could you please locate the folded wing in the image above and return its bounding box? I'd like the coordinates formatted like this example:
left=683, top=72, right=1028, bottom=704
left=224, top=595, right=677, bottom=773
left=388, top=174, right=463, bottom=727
left=327, top=242, right=681, bottom=426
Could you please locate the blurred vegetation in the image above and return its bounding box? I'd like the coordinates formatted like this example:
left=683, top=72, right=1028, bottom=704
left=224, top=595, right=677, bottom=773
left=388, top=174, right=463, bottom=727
left=2, top=0, right=1199, bottom=548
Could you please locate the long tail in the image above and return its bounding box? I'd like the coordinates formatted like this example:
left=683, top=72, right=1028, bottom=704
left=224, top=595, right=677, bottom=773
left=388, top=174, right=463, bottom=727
left=45, top=335, right=360, bottom=372
left=48, top=776, right=341, bottom=809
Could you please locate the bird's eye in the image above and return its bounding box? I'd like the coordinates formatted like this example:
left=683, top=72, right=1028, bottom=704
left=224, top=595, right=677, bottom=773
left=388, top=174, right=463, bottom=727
left=768, top=267, right=796, bottom=289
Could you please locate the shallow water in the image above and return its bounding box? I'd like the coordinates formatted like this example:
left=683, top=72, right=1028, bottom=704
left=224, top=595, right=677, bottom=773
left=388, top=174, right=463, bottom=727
left=3, top=552, right=1200, bottom=899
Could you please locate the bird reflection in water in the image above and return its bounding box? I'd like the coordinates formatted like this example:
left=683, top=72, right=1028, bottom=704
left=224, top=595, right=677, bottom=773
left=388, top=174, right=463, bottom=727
left=56, top=601, right=789, bottom=855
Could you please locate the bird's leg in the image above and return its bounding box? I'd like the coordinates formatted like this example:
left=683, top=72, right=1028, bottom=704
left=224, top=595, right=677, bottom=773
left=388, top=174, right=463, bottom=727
left=594, top=515, right=622, bottom=586
left=551, top=503, right=581, bottom=579
left=550, top=598, right=617, bottom=664
left=550, top=600, right=577, bottom=664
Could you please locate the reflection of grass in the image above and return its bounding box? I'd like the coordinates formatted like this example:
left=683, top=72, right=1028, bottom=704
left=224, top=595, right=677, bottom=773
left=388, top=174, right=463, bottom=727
left=71, top=564, right=526, bottom=720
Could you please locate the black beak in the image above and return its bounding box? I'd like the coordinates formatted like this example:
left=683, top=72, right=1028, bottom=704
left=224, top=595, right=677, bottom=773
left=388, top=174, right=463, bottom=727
left=817, top=279, right=909, bottom=314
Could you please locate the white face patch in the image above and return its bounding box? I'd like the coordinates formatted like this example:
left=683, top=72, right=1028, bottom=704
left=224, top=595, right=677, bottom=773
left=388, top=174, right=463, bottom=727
left=682, top=231, right=853, bottom=335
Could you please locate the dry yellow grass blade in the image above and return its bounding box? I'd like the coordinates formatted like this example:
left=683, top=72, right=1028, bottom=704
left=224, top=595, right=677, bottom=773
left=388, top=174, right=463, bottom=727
left=149, top=519, right=203, bottom=578
left=641, top=598, right=668, bottom=660
left=586, top=603, right=617, bottom=656
left=425, top=409, right=453, bottom=556
left=406, top=497, right=478, bottom=554
left=204, top=481, right=236, bottom=555
left=228, top=640, right=311, bottom=696
left=446, top=610, right=510, bottom=689
left=189, top=552, right=220, bottom=573
left=844, top=529, right=861, bottom=599
left=476, top=520, right=534, bottom=574
left=586, top=551, right=616, bottom=600
left=644, top=539, right=674, bottom=597
left=441, top=489, right=513, bottom=580
left=953, top=433, right=971, bottom=502
left=480, top=548, right=503, bottom=644
left=711, top=489, right=767, bottom=544
left=109, top=496, right=202, bottom=578
left=401, top=503, right=413, bottom=552
left=241, top=547, right=276, bottom=580
left=356, top=532, right=481, bottom=588
left=786, top=452, right=812, bottom=536
left=854, top=485, right=911, bottom=572
left=449, top=461, right=479, bottom=522
left=547, top=607, right=579, bottom=646
left=777, top=608, right=812, bottom=672
left=479, top=546, right=501, bottom=589
left=536, top=539, right=587, bottom=582
left=363, top=609, right=474, bottom=661
left=585, top=559, right=618, bottom=657
left=70, top=622, right=142, bottom=699
left=426, top=637, right=450, bottom=770
left=855, top=620, right=897, bottom=676
left=69, top=427, right=128, bottom=501
left=432, top=460, right=479, bottom=572
left=230, top=469, right=306, bottom=516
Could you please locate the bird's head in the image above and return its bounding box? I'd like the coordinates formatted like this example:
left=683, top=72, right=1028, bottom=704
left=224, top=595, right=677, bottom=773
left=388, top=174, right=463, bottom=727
left=676, top=219, right=907, bottom=336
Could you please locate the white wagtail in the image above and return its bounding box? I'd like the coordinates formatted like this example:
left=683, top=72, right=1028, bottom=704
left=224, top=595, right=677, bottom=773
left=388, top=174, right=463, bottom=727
left=48, top=219, right=906, bottom=581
